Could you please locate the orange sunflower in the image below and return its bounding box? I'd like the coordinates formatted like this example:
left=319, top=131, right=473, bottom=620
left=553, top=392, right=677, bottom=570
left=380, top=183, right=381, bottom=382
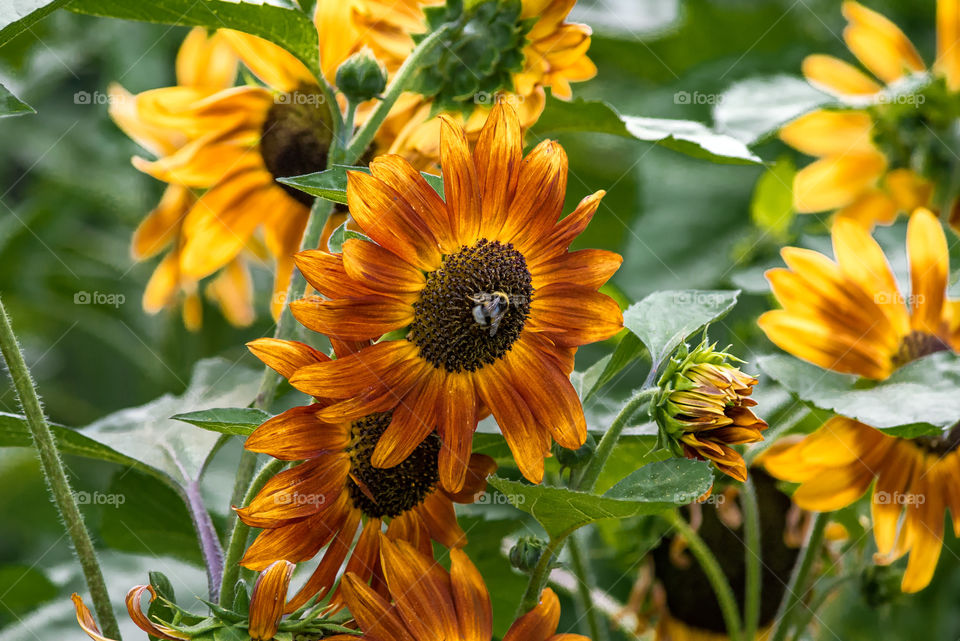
left=762, top=417, right=960, bottom=592
left=325, top=535, right=589, bottom=641
left=274, top=102, right=622, bottom=488
left=110, top=28, right=254, bottom=329
left=758, top=207, right=960, bottom=380
left=780, top=0, right=960, bottom=225
left=241, top=335, right=496, bottom=613
left=112, top=1, right=433, bottom=322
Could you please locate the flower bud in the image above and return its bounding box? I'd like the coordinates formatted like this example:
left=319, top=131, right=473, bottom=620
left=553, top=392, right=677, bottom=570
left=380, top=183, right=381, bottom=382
left=336, top=50, right=387, bottom=104
left=554, top=432, right=596, bottom=469
left=509, top=536, right=550, bottom=573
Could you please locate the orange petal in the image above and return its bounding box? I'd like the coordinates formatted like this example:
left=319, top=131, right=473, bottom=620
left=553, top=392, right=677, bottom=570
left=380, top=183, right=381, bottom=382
left=503, top=587, right=561, bottom=641
left=371, top=374, right=440, bottom=468
left=440, top=115, right=482, bottom=246
left=436, top=371, right=478, bottom=493
left=508, top=140, right=569, bottom=255
left=245, top=405, right=350, bottom=460
left=475, top=102, right=522, bottom=238
left=246, top=337, right=330, bottom=379
left=236, top=455, right=350, bottom=528
left=283, top=506, right=361, bottom=613
left=533, top=191, right=605, bottom=262
left=291, top=295, right=414, bottom=341
left=450, top=547, right=493, bottom=641
left=248, top=561, right=294, bottom=641
left=72, top=594, right=115, bottom=641
left=294, top=249, right=376, bottom=299
left=530, top=248, right=622, bottom=290
left=342, top=238, right=425, bottom=294
left=339, top=573, right=416, bottom=641
left=379, top=538, right=460, bottom=641
left=529, top=283, right=623, bottom=347
left=369, top=155, right=455, bottom=253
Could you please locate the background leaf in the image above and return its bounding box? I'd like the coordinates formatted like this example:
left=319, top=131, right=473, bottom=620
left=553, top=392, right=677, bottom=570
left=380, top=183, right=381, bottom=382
left=0, top=0, right=69, bottom=41
left=0, top=82, right=33, bottom=117
left=172, top=407, right=268, bottom=437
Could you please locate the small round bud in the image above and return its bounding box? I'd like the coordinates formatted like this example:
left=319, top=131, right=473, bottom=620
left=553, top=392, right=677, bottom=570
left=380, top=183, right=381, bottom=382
left=860, top=563, right=903, bottom=607
left=336, top=50, right=387, bottom=103
left=509, top=536, right=550, bottom=573
left=554, top=433, right=596, bottom=469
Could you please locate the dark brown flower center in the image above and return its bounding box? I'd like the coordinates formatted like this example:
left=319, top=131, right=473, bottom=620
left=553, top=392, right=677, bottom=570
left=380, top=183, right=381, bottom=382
left=913, top=421, right=960, bottom=456
left=407, top=238, right=533, bottom=373
left=345, top=413, right=440, bottom=519
left=892, top=330, right=950, bottom=368
left=260, top=84, right=333, bottom=207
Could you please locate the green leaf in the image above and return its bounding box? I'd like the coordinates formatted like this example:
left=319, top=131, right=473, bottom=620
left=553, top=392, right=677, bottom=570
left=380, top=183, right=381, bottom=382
left=172, top=407, right=269, bottom=437
left=67, top=0, right=322, bottom=79
left=623, top=289, right=740, bottom=370
left=581, top=332, right=646, bottom=401
left=327, top=220, right=372, bottom=253
left=98, top=469, right=204, bottom=565
left=0, top=82, right=34, bottom=118
left=0, top=0, right=70, bottom=42
left=757, top=352, right=960, bottom=436
left=750, top=155, right=795, bottom=239
left=0, top=565, right=56, bottom=623
left=486, top=458, right=713, bottom=538
left=712, top=74, right=833, bottom=144
left=280, top=165, right=443, bottom=205
left=530, top=95, right=761, bottom=165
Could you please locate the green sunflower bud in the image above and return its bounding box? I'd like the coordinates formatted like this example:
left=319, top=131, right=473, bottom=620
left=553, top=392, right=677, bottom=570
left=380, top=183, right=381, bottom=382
left=860, top=563, right=904, bottom=607
left=336, top=50, right=388, bottom=104
left=410, top=0, right=532, bottom=114
left=509, top=536, right=550, bottom=573
left=652, top=340, right=767, bottom=482
left=553, top=432, right=596, bottom=469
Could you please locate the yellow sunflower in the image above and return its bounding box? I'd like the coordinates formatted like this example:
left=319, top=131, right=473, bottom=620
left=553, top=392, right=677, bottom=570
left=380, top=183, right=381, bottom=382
left=762, top=416, right=960, bottom=592
left=73, top=560, right=297, bottom=641
left=110, top=28, right=254, bottom=329
left=780, top=0, right=960, bottom=225
left=388, top=0, right=597, bottom=165
left=758, top=208, right=960, bottom=380
left=112, top=1, right=432, bottom=322
left=275, top=103, right=622, bottom=488
left=243, top=335, right=496, bottom=613
left=325, top=535, right=589, bottom=641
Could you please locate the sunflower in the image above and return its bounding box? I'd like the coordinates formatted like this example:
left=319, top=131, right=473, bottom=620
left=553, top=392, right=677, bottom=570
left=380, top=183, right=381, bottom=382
left=762, top=416, right=960, bottom=592
left=73, top=560, right=296, bottom=641
left=653, top=341, right=768, bottom=482
left=277, top=102, right=622, bottom=488
left=779, top=0, right=960, bottom=225
left=242, top=335, right=496, bottom=612
left=387, top=0, right=597, bottom=166
left=758, top=207, right=960, bottom=380
left=324, top=535, right=589, bottom=641
left=111, top=1, right=433, bottom=322
left=110, top=28, right=254, bottom=329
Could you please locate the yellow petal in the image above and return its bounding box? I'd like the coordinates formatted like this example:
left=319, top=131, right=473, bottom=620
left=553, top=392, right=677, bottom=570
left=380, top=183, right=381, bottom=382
left=793, top=151, right=887, bottom=213
left=885, top=168, right=932, bottom=213
left=206, top=258, right=255, bottom=327
left=176, top=28, right=238, bottom=90
left=802, top=54, right=882, bottom=96
left=835, top=189, right=899, bottom=228
left=779, top=109, right=874, bottom=157
left=842, top=1, right=926, bottom=83
left=936, top=0, right=960, bottom=90
left=907, top=208, right=949, bottom=334
left=220, top=30, right=314, bottom=93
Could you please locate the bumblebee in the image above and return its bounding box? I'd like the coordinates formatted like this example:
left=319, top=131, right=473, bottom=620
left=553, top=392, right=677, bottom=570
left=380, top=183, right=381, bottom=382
left=468, top=291, right=519, bottom=337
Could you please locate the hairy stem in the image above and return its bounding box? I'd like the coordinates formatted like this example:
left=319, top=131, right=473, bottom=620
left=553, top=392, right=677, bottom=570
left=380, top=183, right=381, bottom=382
left=663, top=509, right=744, bottom=641
left=185, top=480, right=224, bottom=602
left=0, top=297, right=122, bottom=639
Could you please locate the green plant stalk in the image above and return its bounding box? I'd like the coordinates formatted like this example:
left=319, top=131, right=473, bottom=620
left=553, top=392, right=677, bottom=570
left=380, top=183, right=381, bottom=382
left=663, top=510, right=744, bottom=641
left=768, top=511, right=828, bottom=641
left=574, top=387, right=657, bottom=492
left=741, top=477, right=762, bottom=641
left=343, top=25, right=452, bottom=164
left=518, top=530, right=568, bottom=614
left=219, top=459, right=287, bottom=607
left=567, top=530, right=609, bottom=641
left=0, top=297, right=122, bottom=639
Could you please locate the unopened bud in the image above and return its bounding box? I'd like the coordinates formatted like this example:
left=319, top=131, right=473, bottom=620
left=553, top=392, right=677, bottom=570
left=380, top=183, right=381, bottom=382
left=336, top=50, right=387, bottom=103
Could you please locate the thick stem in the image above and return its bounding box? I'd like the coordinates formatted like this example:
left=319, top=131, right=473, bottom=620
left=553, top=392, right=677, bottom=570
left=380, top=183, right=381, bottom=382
left=0, top=297, right=122, bottom=639
left=219, top=459, right=287, bottom=607
left=663, top=510, right=744, bottom=641
left=185, top=480, right=224, bottom=602
left=741, top=478, right=762, bottom=641
left=575, top=387, right=657, bottom=492
left=768, top=512, right=828, bottom=641
left=343, top=26, right=451, bottom=164
left=567, top=531, right=609, bottom=641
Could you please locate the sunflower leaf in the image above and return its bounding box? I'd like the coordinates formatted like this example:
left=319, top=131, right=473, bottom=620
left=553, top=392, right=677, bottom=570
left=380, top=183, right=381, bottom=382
left=67, top=0, right=323, bottom=79
left=172, top=407, right=269, bottom=437
left=582, top=331, right=647, bottom=401
left=757, top=352, right=960, bottom=436
left=0, top=82, right=34, bottom=118
left=327, top=221, right=371, bottom=253
left=0, top=0, right=70, bottom=42
left=623, top=289, right=740, bottom=374
left=530, top=94, right=762, bottom=164
left=486, top=458, right=713, bottom=539
left=280, top=165, right=444, bottom=205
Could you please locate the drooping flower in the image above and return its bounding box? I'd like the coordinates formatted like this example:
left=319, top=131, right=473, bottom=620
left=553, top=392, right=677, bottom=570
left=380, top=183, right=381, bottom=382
left=758, top=208, right=960, bottom=380
left=241, top=336, right=497, bottom=612
left=324, top=535, right=590, bottom=641
left=278, top=102, right=622, bottom=488
left=653, top=341, right=767, bottom=482
left=780, top=0, right=960, bottom=226
left=762, top=417, right=960, bottom=592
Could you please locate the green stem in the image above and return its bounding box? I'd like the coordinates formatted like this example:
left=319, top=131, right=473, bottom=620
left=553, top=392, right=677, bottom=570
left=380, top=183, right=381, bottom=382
left=332, top=100, right=357, bottom=165
left=567, top=531, right=608, bottom=641
left=343, top=25, right=452, bottom=164
left=575, top=387, right=657, bottom=492
left=219, top=459, right=287, bottom=607
left=741, top=478, right=762, bottom=641
left=0, top=297, right=122, bottom=639
left=224, top=449, right=258, bottom=535
left=518, top=531, right=568, bottom=614
left=663, top=510, right=744, bottom=641
left=768, top=512, right=828, bottom=641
